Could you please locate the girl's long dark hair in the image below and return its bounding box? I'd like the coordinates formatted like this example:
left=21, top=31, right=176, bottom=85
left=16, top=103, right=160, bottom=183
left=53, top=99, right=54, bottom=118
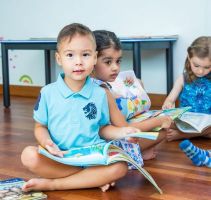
left=93, top=30, right=121, bottom=57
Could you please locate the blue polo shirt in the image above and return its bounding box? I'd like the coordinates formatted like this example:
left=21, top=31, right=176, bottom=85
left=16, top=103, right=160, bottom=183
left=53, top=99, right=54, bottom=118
left=34, top=73, right=110, bottom=150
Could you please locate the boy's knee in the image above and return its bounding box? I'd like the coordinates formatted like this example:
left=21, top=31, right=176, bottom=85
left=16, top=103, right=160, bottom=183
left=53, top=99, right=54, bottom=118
left=21, top=146, right=39, bottom=169
left=111, top=162, right=128, bottom=179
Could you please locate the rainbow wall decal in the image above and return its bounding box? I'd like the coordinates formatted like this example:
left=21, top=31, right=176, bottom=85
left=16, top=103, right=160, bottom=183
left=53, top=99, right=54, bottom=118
left=19, top=75, right=33, bottom=84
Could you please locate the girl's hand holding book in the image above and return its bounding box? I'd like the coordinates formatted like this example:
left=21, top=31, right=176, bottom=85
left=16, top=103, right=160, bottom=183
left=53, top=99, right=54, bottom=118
left=121, top=126, right=140, bottom=143
left=162, top=101, right=175, bottom=110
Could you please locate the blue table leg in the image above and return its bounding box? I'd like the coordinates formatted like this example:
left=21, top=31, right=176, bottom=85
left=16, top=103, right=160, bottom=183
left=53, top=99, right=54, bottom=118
left=166, top=42, right=173, bottom=94
left=133, top=42, right=141, bottom=78
left=44, top=50, right=51, bottom=84
left=1, top=44, right=10, bottom=108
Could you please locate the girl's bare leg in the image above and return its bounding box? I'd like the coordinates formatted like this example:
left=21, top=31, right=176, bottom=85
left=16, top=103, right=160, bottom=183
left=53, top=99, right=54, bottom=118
left=21, top=146, right=128, bottom=192
left=166, top=127, right=211, bottom=141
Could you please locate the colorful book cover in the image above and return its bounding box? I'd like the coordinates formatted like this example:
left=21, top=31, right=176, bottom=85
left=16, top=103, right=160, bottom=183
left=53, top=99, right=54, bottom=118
left=0, top=178, right=47, bottom=200
left=109, top=70, right=151, bottom=120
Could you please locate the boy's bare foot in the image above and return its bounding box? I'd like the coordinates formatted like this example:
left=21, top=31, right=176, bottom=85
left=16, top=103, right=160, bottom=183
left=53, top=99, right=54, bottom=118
left=22, top=178, right=54, bottom=192
left=142, top=147, right=157, bottom=160
left=100, top=182, right=115, bottom=192
left=23, top=179, right=116, bottom=193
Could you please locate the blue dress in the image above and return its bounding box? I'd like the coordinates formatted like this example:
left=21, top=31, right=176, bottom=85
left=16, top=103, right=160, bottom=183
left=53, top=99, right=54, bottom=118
left=179, top=74, right=211, bottom=114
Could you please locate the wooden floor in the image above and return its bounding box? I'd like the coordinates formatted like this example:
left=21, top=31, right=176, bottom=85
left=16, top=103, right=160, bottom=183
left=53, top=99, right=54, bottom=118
left=0, top=96, right=211, bottom=200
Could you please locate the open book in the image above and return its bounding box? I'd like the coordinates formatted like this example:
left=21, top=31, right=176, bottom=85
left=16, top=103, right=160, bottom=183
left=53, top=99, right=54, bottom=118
left=0, top=178, right=47, bottom=200
left=175, top=112, right=211, bottom=133
left=128, top=107, right=191, bottom=122
left=39, top=132, right=162, bottom=194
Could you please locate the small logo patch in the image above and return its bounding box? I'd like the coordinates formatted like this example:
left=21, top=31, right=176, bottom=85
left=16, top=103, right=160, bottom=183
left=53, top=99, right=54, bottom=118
left=83, top=102, right=97, bottom=120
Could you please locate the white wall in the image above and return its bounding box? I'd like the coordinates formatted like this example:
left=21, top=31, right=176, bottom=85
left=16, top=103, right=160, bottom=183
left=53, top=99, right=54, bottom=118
left=0, top=0, right=210, bottom=93
left=205, top=0, right=211, bottom=35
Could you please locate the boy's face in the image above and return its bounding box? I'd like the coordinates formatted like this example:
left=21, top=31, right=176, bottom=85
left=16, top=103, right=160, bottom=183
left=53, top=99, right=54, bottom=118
left=56, top=34, right=97, bottom=83
left=94, top=48, right=122, bottom=82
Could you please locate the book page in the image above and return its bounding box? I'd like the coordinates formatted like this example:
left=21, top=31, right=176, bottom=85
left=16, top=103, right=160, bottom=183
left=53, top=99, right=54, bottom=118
left=0, top=178, right=47, bottom=199
left=107, top=145, right=163, bottom=194
left=128, top=110, right=161, bottom=123
left=159, top=107, right=191, bottom=119
left=39, top=143, right=108, bottom=167
left=109, top=70, right=142, bottom=98
left=128, top=107, right=190, bottom=123
left=38, top=132, right=162, bottom=193
left=175, top=119, right=199, bottom=133
left=119, top=131, right=159, bottom=140
left=178, top=112, right=211, bottom=132
left=38, top=132, right=158, bottom=167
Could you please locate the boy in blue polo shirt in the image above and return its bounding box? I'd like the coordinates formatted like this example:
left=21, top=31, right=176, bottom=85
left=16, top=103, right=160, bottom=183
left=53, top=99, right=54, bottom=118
left=21, top=23, right=138, bottom=192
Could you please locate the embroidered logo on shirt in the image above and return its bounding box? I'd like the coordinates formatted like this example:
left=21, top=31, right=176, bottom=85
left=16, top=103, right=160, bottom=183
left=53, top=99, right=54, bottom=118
left=83, top=102, right=97, bottom=120
left=34, top=93, right=41, bottom=111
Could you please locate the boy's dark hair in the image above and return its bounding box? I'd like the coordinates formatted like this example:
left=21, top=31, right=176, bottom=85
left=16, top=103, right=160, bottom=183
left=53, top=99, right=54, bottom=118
left=184, top=36, right=211, bottom=82
left=57, top=23, right=96, bottom=51
left=93, top=30, right=121, bottom=57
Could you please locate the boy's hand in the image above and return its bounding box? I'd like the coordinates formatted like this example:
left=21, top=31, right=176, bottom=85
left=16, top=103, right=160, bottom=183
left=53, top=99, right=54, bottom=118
left=159, top=116, right=173, bottom=130
left=45, top=139, right=64, bottom=157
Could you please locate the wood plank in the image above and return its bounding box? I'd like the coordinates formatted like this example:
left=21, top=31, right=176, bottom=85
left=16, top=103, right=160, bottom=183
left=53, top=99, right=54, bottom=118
left=0, top=85, right=41, bottom=98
